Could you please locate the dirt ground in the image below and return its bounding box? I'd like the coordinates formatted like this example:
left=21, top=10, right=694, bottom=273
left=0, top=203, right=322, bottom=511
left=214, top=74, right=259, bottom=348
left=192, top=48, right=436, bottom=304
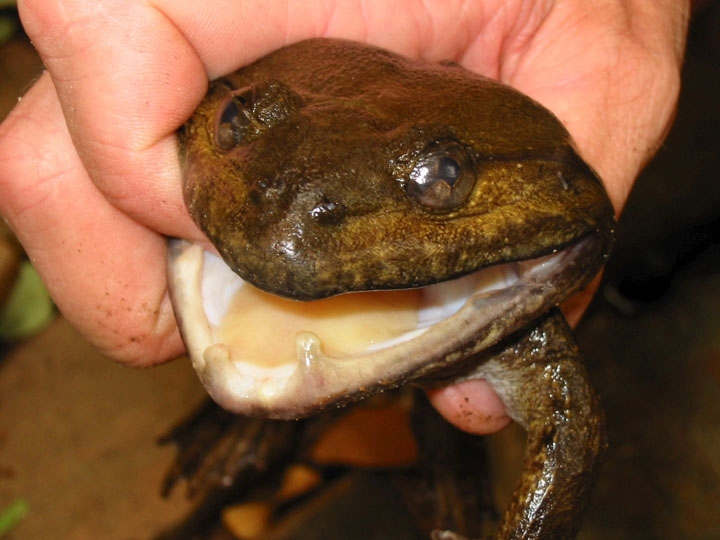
left=0, top=318, right=205, bottom=539
left=1, top=6, right=720, bottom=540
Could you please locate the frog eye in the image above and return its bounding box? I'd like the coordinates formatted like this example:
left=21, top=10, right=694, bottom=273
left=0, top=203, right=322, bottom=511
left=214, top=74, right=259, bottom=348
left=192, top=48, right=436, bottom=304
left=215, top=96, right=252, bottom=151
left=214, top=81, right=304, bottom=151
left=406, top=141, right=477, bottom=210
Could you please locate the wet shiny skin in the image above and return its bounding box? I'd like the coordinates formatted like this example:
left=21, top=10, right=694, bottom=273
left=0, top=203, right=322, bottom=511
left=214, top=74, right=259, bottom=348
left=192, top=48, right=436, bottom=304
left=168, top=39, right=615, bottom=539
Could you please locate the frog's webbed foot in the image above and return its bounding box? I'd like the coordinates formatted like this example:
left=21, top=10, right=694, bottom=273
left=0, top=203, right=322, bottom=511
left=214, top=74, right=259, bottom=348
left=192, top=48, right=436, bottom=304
left=159, top=399, right=307, bottom=500
left=156, top=399, right=334, bottom=540
left=471, top=308, right=607, bottom=539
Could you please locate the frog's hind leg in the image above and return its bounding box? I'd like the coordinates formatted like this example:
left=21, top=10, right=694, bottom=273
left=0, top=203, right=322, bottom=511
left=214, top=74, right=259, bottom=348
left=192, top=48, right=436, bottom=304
left=398, top=390, right=495, bottom=538
left=434, top=308, right=607, bottom=540
left=155, top=400, right=335, bottom=540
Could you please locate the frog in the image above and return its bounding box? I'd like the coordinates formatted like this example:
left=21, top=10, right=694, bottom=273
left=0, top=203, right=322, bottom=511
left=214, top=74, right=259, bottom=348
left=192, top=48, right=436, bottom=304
left=166, top=38, right=615, bottom=539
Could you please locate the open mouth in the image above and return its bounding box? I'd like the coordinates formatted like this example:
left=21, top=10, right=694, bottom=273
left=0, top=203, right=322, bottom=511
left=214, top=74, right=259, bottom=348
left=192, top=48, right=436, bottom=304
left=167, top=236, right=598, bottom=418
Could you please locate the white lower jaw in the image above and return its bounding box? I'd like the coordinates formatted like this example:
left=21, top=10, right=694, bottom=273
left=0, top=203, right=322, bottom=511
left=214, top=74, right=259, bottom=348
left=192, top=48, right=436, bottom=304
left=167, top=239, right=584, bottom=417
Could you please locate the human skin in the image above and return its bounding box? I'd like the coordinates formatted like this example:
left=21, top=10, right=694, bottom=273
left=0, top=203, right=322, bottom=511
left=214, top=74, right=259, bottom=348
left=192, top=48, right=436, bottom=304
left=0, top=0, right=688, bottom=434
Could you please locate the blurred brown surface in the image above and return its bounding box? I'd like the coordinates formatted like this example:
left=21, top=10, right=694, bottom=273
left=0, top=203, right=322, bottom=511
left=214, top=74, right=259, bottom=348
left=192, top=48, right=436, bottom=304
left=0, top=317, right=205, bottom=539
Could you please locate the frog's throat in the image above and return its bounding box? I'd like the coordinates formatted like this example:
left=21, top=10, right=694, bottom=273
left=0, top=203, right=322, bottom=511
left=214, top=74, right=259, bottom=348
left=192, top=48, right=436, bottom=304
left=167, top=236, right=602, bottom=419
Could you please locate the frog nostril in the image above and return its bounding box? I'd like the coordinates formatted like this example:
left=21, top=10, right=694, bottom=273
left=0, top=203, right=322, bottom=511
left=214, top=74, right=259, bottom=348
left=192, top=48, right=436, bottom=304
left=310, top=200, right=347, bottom=225
left=215, top=97, right=251, bottom=151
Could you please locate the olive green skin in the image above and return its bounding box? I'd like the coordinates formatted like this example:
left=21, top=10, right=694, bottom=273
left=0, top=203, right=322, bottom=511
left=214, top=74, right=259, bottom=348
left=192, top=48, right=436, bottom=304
left=179, top=39, right=613, bottom=301
left=174, top=39, right=616, bottom=540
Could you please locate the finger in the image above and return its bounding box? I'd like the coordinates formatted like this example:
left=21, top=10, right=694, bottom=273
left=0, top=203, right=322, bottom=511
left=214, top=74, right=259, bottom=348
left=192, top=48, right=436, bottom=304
left=17, top=0, right=208, bottom=239
left=426, top=379, right=511, bottom=435
left=12, top=0, right=332, bottom=234
left=0, top=73, right=183, bottom=365
left=153, top=0, right=494, bottom=77
left=503, top=0, right=688, bottom=214
left=16, top=0, right=499, bottom=234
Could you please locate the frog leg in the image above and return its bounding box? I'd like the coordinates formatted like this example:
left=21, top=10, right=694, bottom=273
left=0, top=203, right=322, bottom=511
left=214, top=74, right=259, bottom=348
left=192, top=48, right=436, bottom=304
left=401, top=390, right=494, bottom=537
left=434, top=308, right=607, bottom=540
left=156, top=400, right=340, bottom=540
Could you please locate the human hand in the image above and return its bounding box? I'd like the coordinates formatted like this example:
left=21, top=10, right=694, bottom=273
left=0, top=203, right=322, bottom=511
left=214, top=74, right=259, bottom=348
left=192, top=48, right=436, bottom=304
left=0, top=0, right=688, bottom=433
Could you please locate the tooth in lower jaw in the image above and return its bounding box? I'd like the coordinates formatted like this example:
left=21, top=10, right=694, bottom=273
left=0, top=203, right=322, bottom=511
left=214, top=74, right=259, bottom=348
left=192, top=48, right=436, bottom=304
left=204, top=342, right=231, bottom=364
left=296, top=331, right=325, bottom=370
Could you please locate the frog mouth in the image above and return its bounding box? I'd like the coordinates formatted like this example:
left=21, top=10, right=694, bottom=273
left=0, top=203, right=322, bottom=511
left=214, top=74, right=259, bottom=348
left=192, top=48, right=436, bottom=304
left=167, top=236, right=602, bottom=418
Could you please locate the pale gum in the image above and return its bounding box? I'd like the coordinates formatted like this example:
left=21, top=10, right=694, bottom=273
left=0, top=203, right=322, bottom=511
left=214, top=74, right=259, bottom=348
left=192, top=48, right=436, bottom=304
left=218, top=285, right=423, bottom=367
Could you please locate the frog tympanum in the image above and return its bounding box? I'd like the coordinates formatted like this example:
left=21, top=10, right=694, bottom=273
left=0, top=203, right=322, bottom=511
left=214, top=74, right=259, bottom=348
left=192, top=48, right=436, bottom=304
left=167, top=38, right=615, bottom=540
